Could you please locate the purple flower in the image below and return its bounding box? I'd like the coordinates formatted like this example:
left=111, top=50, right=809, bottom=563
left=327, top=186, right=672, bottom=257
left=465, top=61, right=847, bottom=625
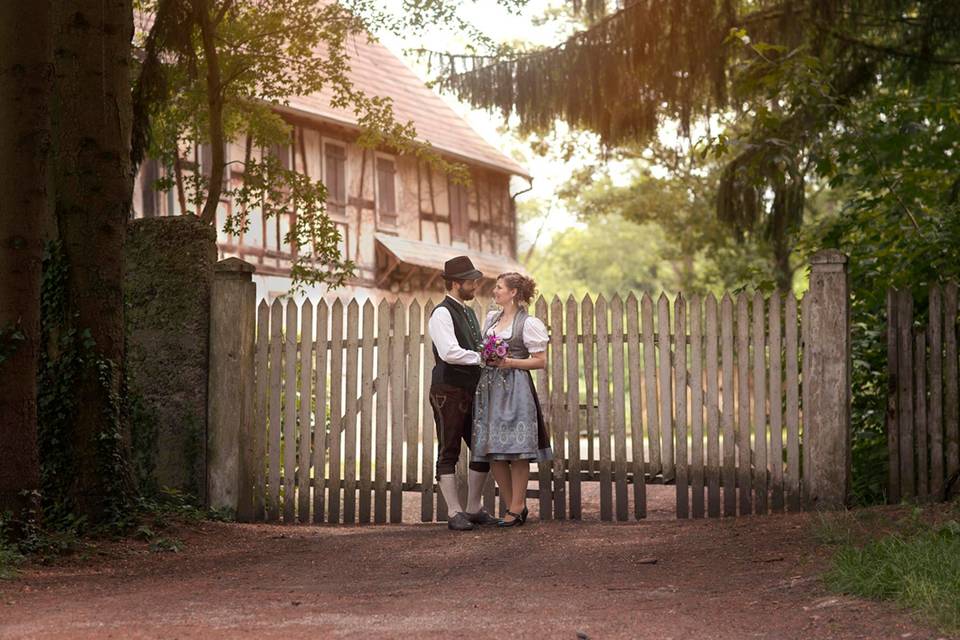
left=495, top=345, right=507, bottom=357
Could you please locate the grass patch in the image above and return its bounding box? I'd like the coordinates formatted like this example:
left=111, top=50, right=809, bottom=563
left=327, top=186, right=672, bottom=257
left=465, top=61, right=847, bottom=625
left=823, top=510, right=960, bottom=634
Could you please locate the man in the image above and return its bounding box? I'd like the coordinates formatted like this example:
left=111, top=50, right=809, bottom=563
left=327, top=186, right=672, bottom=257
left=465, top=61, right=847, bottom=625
left=427, top=256, right=499, bottom=531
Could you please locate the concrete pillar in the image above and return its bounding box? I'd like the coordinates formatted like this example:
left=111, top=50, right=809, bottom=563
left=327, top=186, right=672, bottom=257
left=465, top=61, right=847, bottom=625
left=802, top=250, right=852, bottom=509
left=207, top=257, right=256, bottom=517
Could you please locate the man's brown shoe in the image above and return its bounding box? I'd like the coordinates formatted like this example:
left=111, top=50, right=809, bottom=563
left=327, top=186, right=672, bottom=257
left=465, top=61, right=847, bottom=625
left=447, top=512, right=474, bottom=531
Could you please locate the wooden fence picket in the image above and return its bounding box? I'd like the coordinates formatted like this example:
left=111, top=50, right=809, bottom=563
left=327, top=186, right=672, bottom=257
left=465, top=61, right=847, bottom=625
left=914, top=330, right=928, bottom=498
left=785, top=294, right=801, bottom=512
left=297, top=300, right=314, bottom=523
left=342, top=300, right=359, bottom=524
left=689, top=295, right=705, bottom=518
left=736, top=293, right=752, bottom=516
left=626, top=293, right=646, bottom=519
left=896, top=290, right=915, bottom=499
left=535, top=296, right=553, bottom=519
left=405, top=302, right=422, bottom=493
left=611, top=295, right=629, bottom=521
left=768, top=292, right=784, bottom=513
left=720, top=294, right=736, bottom=517
left=582, top=295, right=597, bottom=481
left=595, top=294, right=613, bottom=521
left=254, top=301, right=269, bottom=521
left=421, top=299, right=436, bottom=522
left=327, top=299, right=344, bottom=524
left=641, top=294, right=660, bottom=476
left=674, top=295, right=689, bottom=518
left=550, top=295, right=567, bottom=519
left=390, top=301, right=405, bottom=523
left=705, top=294, right=721, bottom=518
left=359, top=301, right=375, bottom=523
left=566, top=296, right=582, bottom=519
left=928, top=286, right=943, bottom=499
left=885, top=289, right=900, bottom=504
left=945, top=283, right=960, bottom=483
left=268, top=299, right=283, bottom=522
left=312, top=300, right=329, bottom=523
left=374, top=300, right=390, bottom=523
left=657, top=295, right=674, bottom=482
left=752, top=292, right=768, bottom=515
left=283, top=299, right=298, bottom=523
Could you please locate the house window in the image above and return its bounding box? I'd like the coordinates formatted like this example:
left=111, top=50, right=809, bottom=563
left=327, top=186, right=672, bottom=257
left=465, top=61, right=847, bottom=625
left=268, top=143, right=291, bottom=170
left=449, top=179, right=469, bottom=243
left=243, top=206, right=264, bottom=250
left=199, top=142, right=229, bottom=190
left=324, top=140, right=347, bottom=219
left=375, top=155, right=398, bottom=227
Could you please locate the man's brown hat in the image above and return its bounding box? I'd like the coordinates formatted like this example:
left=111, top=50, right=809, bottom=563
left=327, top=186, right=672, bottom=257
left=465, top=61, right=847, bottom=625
left=441, top=256, right=483, bottom=280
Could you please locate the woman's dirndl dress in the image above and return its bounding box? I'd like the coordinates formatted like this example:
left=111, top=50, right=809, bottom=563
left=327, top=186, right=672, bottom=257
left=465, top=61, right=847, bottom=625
left=471, top=306, right=553, bottom=463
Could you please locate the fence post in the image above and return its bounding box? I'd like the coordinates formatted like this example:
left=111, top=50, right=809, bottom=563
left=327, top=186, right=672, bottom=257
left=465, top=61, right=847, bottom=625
left=207, top=257, right=257, bottom=518
left=803, top=250, right=852, bottom=509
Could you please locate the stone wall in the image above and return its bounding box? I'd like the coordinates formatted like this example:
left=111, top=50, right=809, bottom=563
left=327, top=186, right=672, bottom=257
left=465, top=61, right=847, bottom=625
left=125, top=215, right=217, bottom=500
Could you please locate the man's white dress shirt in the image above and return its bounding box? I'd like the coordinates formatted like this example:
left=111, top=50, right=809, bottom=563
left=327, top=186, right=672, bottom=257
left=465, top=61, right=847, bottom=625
left=427, top=294, right=482, bottom=366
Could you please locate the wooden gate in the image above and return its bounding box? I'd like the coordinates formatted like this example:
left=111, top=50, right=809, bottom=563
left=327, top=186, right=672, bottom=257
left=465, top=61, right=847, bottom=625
left=242, top=290, right=812, bottom=524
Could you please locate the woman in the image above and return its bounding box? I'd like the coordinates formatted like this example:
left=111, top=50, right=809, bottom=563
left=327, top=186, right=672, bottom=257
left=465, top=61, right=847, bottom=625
left=472, top=272, right=552, bottom=527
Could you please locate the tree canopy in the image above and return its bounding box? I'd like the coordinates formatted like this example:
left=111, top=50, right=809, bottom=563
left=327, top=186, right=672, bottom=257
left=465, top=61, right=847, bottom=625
left=428, top=0, right=960, bottom=291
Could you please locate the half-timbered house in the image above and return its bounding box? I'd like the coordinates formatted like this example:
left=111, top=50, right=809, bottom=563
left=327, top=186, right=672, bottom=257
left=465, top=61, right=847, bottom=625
left=131, top=32, right=529, bottom=302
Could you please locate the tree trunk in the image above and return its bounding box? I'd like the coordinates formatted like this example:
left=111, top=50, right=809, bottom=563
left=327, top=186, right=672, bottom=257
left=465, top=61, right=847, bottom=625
left=0, top=1, right=53, bottom=516
left=197, top=2, right=226, bottom=226
left=51, top=0, right=136, bottom=522
left=773, top=237, right=794, bottom=295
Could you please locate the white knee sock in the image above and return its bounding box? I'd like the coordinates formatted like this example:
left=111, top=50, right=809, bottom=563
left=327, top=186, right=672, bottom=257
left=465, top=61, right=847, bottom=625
left=466, top=470, right=487, bottom=514
left=438, top=474, right=463, bottom=518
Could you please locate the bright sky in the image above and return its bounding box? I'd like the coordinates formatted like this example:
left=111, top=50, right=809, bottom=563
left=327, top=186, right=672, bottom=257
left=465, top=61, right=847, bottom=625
left=374, top=1, right=585, bottom=253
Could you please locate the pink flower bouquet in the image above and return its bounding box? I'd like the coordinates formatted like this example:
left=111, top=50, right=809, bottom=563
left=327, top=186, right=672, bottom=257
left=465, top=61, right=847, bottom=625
left=481, top=334, right=508, bottom=365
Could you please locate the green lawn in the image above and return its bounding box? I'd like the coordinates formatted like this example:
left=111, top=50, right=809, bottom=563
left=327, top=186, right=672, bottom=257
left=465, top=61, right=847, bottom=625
left=821, top=506, right=960, bottom=635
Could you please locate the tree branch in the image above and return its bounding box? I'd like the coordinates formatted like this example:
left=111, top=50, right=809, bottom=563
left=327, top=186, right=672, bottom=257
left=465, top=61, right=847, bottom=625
left=827, top=30, right=960, bottom=66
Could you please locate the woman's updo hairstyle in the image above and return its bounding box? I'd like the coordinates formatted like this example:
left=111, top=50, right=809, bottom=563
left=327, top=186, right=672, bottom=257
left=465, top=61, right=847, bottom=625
left=498, top=272, right=537, bottom=306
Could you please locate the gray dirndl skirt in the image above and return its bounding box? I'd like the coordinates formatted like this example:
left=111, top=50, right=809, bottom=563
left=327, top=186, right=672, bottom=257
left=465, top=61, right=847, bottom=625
left=471, top=367, right=553, bottom=462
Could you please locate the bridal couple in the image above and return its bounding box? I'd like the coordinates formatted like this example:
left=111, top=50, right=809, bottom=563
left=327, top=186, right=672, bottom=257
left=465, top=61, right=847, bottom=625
left=427, top=255, right=552, bottom=531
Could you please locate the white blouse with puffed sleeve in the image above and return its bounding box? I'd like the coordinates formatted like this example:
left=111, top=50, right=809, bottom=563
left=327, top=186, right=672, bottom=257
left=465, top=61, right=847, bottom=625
left=483, top=310, right=549, bottom=354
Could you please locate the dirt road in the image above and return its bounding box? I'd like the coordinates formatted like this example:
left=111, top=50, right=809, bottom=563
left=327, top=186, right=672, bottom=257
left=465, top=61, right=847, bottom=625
left=0, top=488, right=946, bottom=639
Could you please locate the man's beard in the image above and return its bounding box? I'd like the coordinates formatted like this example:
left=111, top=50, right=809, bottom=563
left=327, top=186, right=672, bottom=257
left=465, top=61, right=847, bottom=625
left=460, top=289, right=476, bottom=300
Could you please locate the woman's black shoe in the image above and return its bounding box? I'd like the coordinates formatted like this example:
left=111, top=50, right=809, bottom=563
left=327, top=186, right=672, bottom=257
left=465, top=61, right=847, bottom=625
left=520, top=506, right=529, bottom=524
left=498, top=510, right=524, bottom=527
